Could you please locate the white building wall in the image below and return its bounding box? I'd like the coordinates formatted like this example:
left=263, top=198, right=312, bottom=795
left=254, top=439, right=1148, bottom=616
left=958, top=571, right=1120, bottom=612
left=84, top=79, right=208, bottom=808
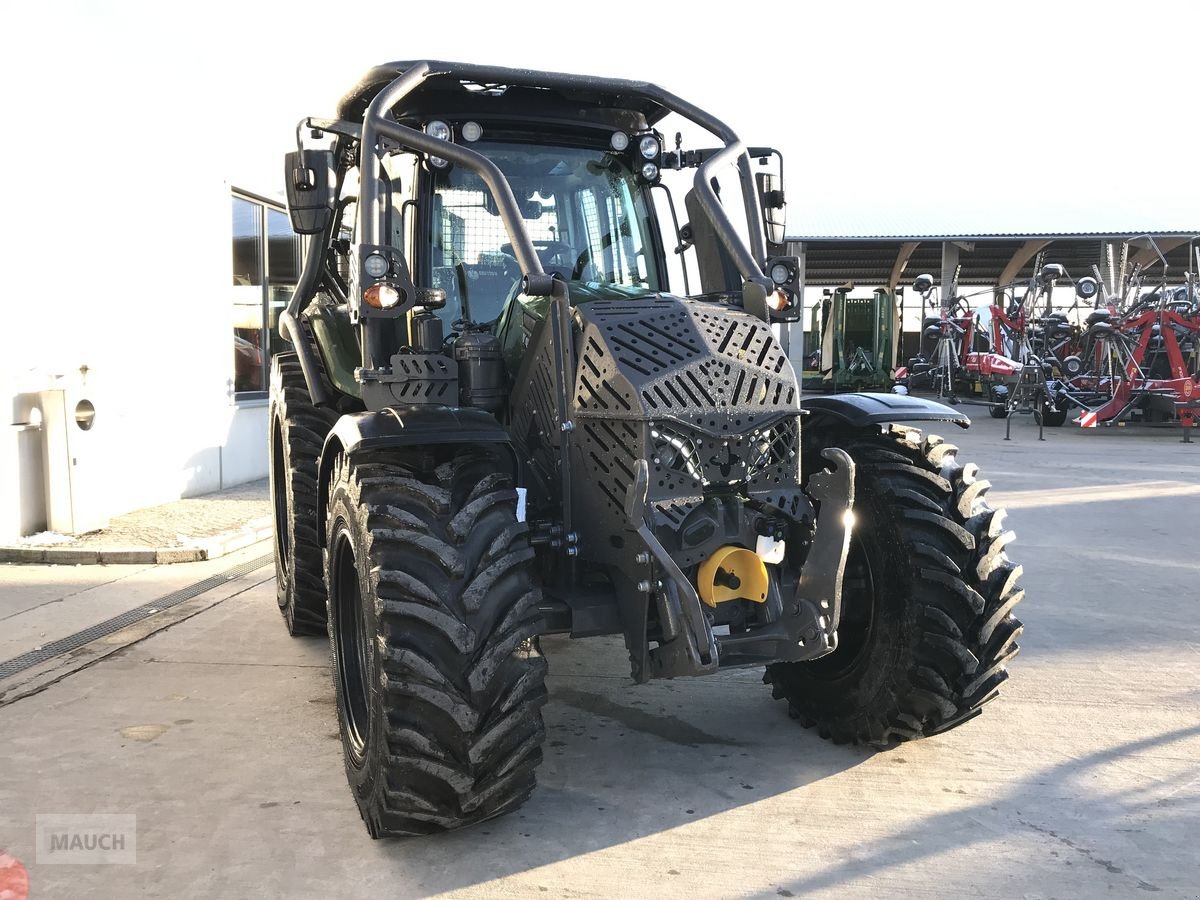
left=1, top=20, right=275, bottom=541
left=1, top=163, right=273, bottom=540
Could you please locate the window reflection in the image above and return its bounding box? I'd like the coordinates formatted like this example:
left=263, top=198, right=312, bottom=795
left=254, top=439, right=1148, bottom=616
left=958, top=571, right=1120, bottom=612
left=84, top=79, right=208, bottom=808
left=231, top=195, right=301, bottom=395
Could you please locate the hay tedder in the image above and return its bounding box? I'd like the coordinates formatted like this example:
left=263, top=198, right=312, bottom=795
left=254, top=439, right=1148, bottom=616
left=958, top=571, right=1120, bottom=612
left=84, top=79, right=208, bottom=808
left=1059, top=251, right=1200, bottom=428
left=900, top=240, right=1200, bottom=431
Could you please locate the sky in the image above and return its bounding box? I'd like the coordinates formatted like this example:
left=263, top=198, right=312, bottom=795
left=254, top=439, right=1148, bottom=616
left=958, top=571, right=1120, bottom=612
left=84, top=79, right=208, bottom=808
left=6, top=0, right=1199, bottom=239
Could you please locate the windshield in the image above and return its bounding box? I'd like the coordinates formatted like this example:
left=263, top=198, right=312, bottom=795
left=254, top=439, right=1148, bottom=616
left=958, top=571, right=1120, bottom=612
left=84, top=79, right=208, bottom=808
left=426, top=142, right=661, bottom=326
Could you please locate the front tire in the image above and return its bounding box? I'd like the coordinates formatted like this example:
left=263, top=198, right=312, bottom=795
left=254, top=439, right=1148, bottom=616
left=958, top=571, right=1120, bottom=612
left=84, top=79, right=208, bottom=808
left=325, top=448, right=547, bottom=837
left=765, top=426, right=1024, bottom=745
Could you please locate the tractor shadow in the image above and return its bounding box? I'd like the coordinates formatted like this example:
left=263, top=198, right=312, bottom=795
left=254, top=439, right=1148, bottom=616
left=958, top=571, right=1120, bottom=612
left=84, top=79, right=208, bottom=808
left=769, top=722, right=1200, bottom=897
left=366, top=633, right=876, bottom=888
left=358, top=625, right=1200, bottom=896
left=369, top=649, right=1200, bottom=896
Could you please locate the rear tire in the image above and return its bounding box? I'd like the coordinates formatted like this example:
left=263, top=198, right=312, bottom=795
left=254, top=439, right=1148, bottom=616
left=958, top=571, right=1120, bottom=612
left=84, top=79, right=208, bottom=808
left=765, top=426, right=1024, bottom=745
left=269, top=353, right=337, bottom=636
left=325, top=447, right=547, bottom=837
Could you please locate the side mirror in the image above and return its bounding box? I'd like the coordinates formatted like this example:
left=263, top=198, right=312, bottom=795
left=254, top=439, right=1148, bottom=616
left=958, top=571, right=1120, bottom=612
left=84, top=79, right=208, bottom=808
left=756, top=172, right=786, bottom=248
left=913, top=273, right=934, bottom=295
left=1075, top=276, right=1099, bottom=300
left=284, top=150, right=335, bottom=235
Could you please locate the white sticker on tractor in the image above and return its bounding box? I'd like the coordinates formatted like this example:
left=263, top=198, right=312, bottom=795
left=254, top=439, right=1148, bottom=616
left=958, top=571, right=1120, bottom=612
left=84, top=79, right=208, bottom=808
left=516, top=488, right=527, bottom=522
left=755, top=534, right=786, bottom=564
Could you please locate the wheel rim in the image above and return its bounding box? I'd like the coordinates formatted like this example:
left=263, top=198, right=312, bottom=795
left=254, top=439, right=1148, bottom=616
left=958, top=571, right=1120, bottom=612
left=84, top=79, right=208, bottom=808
left=272, top=421, right=290, bottom=580
left=809, top=536, right=877, bottom=678
left=331, top=524, right=370, bottom=763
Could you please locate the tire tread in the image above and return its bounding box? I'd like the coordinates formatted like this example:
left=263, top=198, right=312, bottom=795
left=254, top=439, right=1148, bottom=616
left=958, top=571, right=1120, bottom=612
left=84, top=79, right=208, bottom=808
left=765, top=426, right=1024, bottom=746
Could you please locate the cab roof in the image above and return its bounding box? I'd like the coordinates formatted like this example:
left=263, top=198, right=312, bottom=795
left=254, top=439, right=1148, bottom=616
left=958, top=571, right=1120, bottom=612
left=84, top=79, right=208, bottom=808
left=337, top=60, right=675, bottom=132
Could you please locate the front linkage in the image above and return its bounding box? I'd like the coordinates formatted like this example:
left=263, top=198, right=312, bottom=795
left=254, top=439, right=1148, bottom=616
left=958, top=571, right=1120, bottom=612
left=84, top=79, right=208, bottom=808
left=621, top=447, right=855, bottom=679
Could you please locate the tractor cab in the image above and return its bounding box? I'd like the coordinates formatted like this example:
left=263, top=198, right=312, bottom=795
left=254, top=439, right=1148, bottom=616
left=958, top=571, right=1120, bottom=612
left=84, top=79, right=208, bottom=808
left=285, top=66, right=802, bottom=403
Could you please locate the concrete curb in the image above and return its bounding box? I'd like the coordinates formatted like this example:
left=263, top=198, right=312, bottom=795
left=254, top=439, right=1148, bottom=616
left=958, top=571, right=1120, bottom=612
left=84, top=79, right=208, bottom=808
left=0, top=516, right=274, bottom=566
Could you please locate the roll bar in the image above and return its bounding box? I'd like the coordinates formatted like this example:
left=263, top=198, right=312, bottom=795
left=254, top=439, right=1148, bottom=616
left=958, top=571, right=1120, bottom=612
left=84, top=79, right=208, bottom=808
left=283, top=61, right=774, bottom=383
left=356, top=60, right=769, bottom=287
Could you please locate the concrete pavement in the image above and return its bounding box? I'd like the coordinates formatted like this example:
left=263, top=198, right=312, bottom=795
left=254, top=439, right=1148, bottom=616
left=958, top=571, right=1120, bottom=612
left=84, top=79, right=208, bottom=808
left=1, top=413, right=1198, bottom=899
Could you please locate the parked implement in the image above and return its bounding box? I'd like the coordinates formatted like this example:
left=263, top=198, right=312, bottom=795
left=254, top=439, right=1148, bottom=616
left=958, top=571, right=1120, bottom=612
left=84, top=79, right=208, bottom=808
left=806, top=285, right=900, bottom=391
left=272, top=61, right=1025, bottom=837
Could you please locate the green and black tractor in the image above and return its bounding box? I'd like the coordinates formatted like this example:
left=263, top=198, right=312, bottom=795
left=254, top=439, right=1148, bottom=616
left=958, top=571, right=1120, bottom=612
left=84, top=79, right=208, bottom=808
left=270, top=60, right=1024, bottom=837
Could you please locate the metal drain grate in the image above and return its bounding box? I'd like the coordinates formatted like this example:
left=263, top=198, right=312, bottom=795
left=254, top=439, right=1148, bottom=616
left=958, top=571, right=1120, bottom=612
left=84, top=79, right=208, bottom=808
left=0, top=554, right=272, bottom=681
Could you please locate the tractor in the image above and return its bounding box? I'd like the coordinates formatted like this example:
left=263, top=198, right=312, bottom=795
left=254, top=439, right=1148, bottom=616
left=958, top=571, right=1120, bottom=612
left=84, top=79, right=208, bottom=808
left=270, top=61, right=1025, bottom=837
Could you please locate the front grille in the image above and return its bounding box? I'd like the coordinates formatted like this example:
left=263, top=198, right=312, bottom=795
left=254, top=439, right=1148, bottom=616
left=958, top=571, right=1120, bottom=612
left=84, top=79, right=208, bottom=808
left=649, top=416, right=798, bottom=490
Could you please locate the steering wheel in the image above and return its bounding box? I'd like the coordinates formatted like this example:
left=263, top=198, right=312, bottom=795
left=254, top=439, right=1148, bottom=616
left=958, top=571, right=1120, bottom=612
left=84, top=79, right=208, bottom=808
left=502, top=240, right=576, bottom=271
left=571, top=247, right=592, bottom=281
left=531, top=241, right=576, bottom=270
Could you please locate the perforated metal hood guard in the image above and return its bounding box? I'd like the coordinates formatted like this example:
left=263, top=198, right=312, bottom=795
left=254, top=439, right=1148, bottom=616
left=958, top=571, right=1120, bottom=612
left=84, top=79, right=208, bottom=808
left=572, top=296, right=799, bottom=430
left=566, top=297, right=806, bottom=532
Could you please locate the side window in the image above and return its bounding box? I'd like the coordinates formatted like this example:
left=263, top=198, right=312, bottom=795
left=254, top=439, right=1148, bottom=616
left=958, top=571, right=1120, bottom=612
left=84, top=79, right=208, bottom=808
left=579, top=189, right=604, bottom=281
left=381, top=153, right=417, bottom=259
left=230, top=192, right=302, bottom=397
left=576, top=182, right=651, bottom=287
left=651, top=185, right=687, bottom=295
left=232, top=197, right=265, bottom=394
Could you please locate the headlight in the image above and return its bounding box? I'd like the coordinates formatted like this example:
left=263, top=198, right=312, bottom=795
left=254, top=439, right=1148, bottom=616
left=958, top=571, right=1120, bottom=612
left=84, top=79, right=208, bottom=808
left=425, top=120, right=451, bottom=168
left=641, top=162, right=659, bottom=181
left=461, top=121, right=482, bottom=142
left=770, top=262, right=792, bottom=285
left=610, top=131, right=629, bottom=151
left=363, top=253, right=389, bottom=278
left=639, top=135, right=660, bottom=159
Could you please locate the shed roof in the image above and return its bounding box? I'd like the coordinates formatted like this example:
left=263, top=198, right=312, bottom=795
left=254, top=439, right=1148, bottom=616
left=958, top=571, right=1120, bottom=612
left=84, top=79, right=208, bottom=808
left=789, top=233, right=1199, bottom=288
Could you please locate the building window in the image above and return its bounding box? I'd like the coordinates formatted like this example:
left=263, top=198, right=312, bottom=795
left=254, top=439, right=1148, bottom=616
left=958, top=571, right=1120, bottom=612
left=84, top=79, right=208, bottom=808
left=231, top=192, right=301, bottom=396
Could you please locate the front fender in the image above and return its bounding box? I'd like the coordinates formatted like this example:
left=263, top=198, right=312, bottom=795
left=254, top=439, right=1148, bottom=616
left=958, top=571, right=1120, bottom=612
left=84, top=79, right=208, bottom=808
left=802, top=392, right=971, bottom=429
left=316, top=406, right=516, bottom=544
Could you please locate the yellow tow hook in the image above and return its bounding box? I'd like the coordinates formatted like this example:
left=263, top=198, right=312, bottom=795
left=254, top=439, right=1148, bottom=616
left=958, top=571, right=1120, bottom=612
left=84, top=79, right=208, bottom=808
left=696, top=545, right=770, bottom=608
